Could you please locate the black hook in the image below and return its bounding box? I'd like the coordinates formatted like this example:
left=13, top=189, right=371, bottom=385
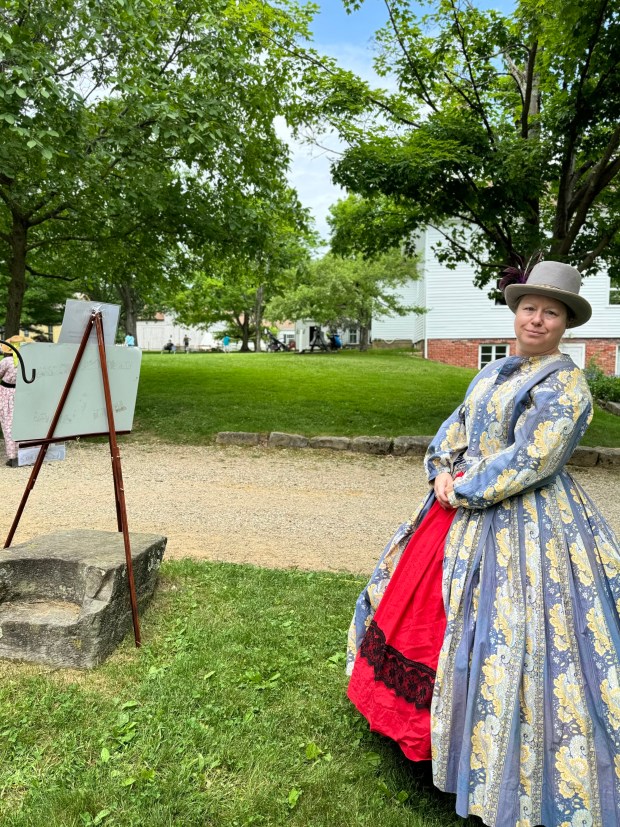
left=0, top=340, right=36, bottom=385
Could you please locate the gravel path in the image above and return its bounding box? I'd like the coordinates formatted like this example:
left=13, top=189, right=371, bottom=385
left=0, top=442, right=618, bottom=575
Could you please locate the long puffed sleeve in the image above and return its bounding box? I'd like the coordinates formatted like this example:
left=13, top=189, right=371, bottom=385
left=447, top=368, right=592, bottom=510
left=425, top=403, right=468, bottom=482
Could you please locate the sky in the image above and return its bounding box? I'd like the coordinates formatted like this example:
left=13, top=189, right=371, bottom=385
left=284, top=0, right=514, bottom=245
left=282, top=1, right=389, bottom=245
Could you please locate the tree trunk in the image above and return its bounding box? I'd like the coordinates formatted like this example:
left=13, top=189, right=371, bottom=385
left=239, top=313, right=251, bottom=352
left=117, top=281, right=140, bottom=346
left=254, top=284, right=264, bottom=354
left=358, top=324, right=370, bottom=351
left=4, top=214, right=28, bottom=338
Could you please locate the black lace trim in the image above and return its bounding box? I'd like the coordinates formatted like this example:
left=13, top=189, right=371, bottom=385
left=359, top=620, right=436, bottom=709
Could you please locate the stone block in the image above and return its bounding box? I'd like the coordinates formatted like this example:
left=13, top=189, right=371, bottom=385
left=216, top=431, right=261, bottom=446
left=602, top=400, right=620, bottom=417
left=268, top=432, right=309, bottom=449
left=596, top=448, right=620, bottom=468
left=0, top=530, right=166, bottom=669
left=309, top=436, right=351, bottom=451
left=350, top=436, right=392, bottom=455
left=392, top=436, right=432, bottom=457
left=567, top=446, right=600, bottom=467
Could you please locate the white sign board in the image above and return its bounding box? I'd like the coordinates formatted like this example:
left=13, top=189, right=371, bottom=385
left=12, top=343, right=141, bottom=442
left=58, top=299, right=120, bottom=346
left=18, top=442, right=66, bottom=466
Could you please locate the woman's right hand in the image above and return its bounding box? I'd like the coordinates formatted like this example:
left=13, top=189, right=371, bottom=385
left=434, top=472, right=455, bottom=509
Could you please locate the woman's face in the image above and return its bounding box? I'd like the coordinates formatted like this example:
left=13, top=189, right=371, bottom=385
left=514, top=294, right=568, bottom=357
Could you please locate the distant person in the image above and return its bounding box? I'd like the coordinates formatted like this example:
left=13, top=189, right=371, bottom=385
left=124, top=333, right=135, bottom=347
left=183, top=335, right=190, bottom=353
left=222, top=335, right=231, bottom=353
left=288, top=339, right=296, bottom=351
left=163, top=339, right=176, bottom=353
left=0, top=344, right=18, bottom=467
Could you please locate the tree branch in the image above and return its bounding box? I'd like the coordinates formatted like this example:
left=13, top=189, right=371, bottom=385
left=28, top=200, right=70, bottom=227
left=383, top=0, right=438, bottom=112
left=448, top=0, right=495, bottom=146
left=568, top=124, right=620, bottom=216
left=24, top=191, right=59, bottom=222
left=428, top=223, right=504, bottom=269
left=577, top=223, right=620, bottom=271
left=520, top=39, right=538, bottom=139
left=27, top=235, right=98, bottom=251
left=25, top=264, right=79, bottom=281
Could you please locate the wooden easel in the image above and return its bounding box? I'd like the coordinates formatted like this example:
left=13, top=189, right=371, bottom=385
left=4, top=310, right=141, bottom=647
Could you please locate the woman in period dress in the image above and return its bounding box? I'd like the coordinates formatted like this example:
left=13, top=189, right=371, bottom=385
left=0, top=344, right=18, bottom=467
left=346, top=261, right=620, bottom=827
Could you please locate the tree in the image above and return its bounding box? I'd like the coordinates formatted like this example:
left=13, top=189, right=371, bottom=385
left=267, top=244, right=422, bottom=350
left=172, top=190, right=314, bottom=351
left=0, top=0, right=315, bottom=335
left=312, top=0, right=620, bottom=287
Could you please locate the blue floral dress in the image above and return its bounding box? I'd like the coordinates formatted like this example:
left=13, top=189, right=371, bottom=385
left=347, top=354, right=620, bottom=827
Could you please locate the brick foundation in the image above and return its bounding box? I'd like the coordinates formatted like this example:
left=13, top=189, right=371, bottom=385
left=584, top=339, right=620, bottom=374
left=425, top=338, right=620, bottom=374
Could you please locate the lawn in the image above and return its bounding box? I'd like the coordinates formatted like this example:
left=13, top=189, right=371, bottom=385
left=133, top=350, right=620, bottom=447
left=0, top=561, right=476, bottom=827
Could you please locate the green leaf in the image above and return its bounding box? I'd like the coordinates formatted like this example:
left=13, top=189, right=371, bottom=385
left=304, top=742, right=322, bottom=761
left=363, top=751, right=382, bottom=768
left=100, top=747, right=111, bottom=763
left=287, top=788, right=302, bottom=809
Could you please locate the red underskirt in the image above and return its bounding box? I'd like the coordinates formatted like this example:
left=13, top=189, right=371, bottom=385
left=347, top=498, right=457, bottom=761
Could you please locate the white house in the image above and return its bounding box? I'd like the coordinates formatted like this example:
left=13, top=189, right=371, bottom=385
left=371, top=226, right=620, bottom=374
left=136, top=313, right=292, bottom=351
left=136, top=314, right=228, bottom=351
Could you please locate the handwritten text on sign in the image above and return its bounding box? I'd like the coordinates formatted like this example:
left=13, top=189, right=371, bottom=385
left=12, top=343, right=142, bottom=441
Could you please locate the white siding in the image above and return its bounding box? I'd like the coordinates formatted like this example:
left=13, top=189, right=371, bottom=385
left=375, top=225, right=620, bottom=343
left=136, top=314, right=226, bottom=351
left=371, top=279, right=426, bottom=342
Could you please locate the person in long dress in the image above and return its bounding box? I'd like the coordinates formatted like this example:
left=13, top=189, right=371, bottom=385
left=346, top=261, right=620, bottom=827
left=0, top=346, right=18, bottom=466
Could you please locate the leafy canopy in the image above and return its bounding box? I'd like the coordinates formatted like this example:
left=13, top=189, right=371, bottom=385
left=311, top=0, right=620, bottom=286
left=0, top=0, right=316, bottom=333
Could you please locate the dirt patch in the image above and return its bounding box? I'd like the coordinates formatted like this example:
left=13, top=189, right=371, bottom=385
left=0, top=442, right=618, bottom=575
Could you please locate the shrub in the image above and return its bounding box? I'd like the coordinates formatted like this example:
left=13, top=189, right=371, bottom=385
left=584, top=360, right=620, bottom=403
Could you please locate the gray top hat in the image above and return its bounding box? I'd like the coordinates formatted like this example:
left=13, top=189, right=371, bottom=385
left=504, top=261, right=592, bottom=328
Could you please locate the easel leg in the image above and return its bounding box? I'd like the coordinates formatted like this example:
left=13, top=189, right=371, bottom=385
left=4, top=314, right=96, bottom=549
left=95, top=314, right=141, bottom=647
left=4, top=444, right=49, bottom=548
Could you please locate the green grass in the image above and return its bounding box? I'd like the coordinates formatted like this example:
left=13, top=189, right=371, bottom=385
left=132, top=350, right=620, bottom=447
left=0, top=562, right=476, bottom=827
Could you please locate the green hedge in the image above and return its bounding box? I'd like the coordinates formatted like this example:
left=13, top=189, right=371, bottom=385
left=585, top=360, right=620, bottom=403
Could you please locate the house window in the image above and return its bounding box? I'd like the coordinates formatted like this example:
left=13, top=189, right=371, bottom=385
left=479, top=343, right=509, bottom=368
left=347, top=328, right=358, bottom=345
left=610, top=282, right=620, bottom=305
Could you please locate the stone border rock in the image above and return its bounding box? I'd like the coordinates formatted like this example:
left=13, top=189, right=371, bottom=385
left=599, top=399, right=620, bottom=417
left=215, top=431, right=619, bottom=468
